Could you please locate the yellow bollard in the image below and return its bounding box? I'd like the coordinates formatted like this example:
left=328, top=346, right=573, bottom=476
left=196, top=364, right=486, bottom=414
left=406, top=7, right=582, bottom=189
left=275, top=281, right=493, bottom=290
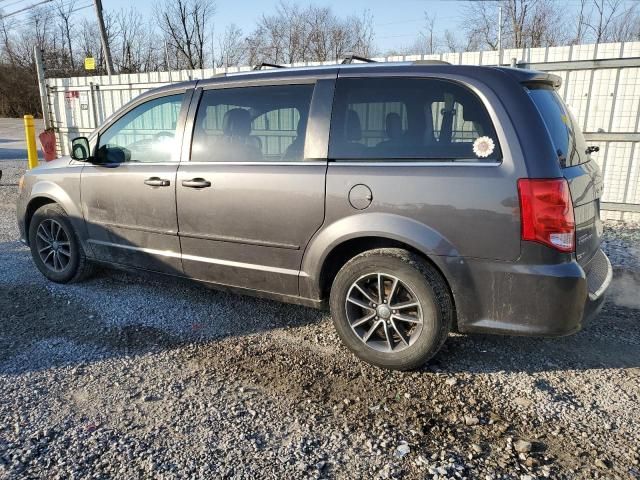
left=23, top=115, right=39, bottom=169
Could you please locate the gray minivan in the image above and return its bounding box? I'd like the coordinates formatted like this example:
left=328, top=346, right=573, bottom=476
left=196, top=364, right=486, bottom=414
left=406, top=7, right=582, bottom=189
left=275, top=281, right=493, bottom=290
left=17, top=61, right=612, bottom=370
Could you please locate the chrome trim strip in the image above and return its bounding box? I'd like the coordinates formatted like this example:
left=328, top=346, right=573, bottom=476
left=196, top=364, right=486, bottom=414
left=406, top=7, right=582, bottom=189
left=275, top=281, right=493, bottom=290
left=179, top=231, right=299, bottom=250
left=87, top=239, right=304, bottom=277
left=181, top=253, right=304, bottom=277
left=88, top=239, right=181, bottom=258
left=589, top=253, right=613, bottom=301
left=330, top=161, right=501, bottom=167
left=183, top=161, right=327, bottom=166
left=100, top=222, right=178, bottom=236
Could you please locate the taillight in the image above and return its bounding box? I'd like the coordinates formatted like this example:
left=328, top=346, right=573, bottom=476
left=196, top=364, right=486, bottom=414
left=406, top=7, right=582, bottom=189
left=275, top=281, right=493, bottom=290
left=517, top=178, right=575, bottom=253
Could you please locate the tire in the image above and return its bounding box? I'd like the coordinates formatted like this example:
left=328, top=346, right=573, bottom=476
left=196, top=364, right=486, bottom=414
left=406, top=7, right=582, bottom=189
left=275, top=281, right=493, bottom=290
left=329, top=248, right=453, bottom=371
left=28, top=203, right=94, bottom=283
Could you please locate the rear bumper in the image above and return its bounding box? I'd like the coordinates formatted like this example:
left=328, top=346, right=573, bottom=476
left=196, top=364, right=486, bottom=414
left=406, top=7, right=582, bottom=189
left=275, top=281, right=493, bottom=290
left=449, top=247, right=612, bottom=337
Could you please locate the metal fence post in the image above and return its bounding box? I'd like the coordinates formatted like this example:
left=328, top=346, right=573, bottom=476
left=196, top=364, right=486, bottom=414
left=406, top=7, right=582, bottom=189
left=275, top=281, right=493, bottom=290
left=33, top=46, right=51, bottom=129
left=89, top=82, right=99, bottom=128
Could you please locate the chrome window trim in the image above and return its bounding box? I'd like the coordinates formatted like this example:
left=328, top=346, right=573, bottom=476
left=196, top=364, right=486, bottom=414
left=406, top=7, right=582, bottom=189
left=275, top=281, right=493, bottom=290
left=83, top=162, right=181, bottom=167
left=329, top=160, right=501, bottom=167
left=328, top=73, right=522, bottom=172
left=83, top=160, right=327, bottom=167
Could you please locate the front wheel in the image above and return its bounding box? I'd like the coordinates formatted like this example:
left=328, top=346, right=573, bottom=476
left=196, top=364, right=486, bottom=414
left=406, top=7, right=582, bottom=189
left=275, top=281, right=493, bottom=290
left=329, top=248, right=453, bottom=370
left=28, top=204, right=94, bottom=283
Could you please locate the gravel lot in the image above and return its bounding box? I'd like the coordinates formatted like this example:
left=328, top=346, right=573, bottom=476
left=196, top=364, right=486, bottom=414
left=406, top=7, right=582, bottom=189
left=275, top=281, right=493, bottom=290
left=1, top=120, right=639, bottom=479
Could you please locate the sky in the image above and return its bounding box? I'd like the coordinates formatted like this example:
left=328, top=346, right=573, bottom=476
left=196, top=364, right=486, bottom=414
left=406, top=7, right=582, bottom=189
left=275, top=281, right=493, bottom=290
left=1, top=0, right=637, bottom=53
left=0, top=0, right=469, bottom=51
left=102, top=0, right=467, bottom=52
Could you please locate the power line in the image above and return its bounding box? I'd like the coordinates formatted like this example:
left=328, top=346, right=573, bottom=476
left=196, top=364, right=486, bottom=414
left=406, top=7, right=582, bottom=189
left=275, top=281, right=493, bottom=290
left=0, top=0, right=52, bottom=19
left=2, top=0, right=91, bottom=28
left=0, top=0, right=36, bottom=10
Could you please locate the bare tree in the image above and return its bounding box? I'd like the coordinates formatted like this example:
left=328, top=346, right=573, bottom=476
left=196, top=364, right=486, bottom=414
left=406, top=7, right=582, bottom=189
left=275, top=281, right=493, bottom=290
left=568, top=0, right=640, bottom=44
left=246, top=3, right=376, bottom=65
left=461, top=1, right=500, bottom=50
left=420, top=13, right=438, bottom=55
left=306, top=6, right=334, bottom=61
left=586, top=0, right=630, bottom=42
left=157, top=0, right=215, bottom=69
left=444, top=29, right=478, bottom=52
left=607, top=2, right=640, bottom=42
left=572, top=0, right=590, bottom=44
left=461, top=0, right=568, bottom=50
left=351, top=9, right=375, bottom=57
left=113, top=9, right=161, bottom=72
left=78, top=12, right=117, bottom=74
left=55, top=0, right=77, bottom=70
left=217, top=24, right=245, bottom=67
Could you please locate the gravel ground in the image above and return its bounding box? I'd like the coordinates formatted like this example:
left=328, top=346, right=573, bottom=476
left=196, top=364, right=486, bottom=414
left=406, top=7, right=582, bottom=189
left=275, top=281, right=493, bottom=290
left=1, top=141, right=639, bottom=479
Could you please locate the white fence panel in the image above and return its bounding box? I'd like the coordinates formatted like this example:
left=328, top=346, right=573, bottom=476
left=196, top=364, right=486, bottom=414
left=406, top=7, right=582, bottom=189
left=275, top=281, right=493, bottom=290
left=45, top=41, right=640, bottom=214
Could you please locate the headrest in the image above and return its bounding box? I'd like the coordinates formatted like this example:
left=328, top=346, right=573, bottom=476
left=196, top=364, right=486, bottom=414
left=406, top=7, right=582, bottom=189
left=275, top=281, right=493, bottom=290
left=345, top=109, right=362, bottom=142
left=297, top=116, right=307, bottom=136
left=223, top=108, right=251, bottom=137
left=385, top=112, right=402, bottom=139
left=458, top=96, right=484, bottom=123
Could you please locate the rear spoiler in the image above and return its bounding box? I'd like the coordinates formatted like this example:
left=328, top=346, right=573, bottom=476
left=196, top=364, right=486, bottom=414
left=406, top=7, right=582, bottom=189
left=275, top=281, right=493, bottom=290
left=497, top=67, right=562, bottom=89
left=521, top=72, right=562, bottom=89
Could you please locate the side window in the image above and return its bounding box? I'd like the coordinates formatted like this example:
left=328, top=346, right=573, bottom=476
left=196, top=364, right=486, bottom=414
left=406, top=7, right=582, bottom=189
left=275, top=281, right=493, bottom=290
left=191, top=84, right=314, bottom=162
left=329, top=78, right=501, bottom=161
left=528, top=86, right=588, bottom=168
left=97, top=94, right=185, bottom=163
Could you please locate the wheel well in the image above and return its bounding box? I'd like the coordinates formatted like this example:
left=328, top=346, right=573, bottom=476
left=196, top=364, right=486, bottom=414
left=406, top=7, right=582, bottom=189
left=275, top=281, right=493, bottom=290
left=319, top=237, right=444, bottom=296
left=318, top=236, right=458, bottom=330
left=24, top=197, right=57, bottom=243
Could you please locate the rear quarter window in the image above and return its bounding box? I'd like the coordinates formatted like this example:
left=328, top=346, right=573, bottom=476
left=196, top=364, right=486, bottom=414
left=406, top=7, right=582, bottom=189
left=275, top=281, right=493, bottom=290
left=528, top=86, right=589, bottom=168
left=329, top=77, right=502, bottom=162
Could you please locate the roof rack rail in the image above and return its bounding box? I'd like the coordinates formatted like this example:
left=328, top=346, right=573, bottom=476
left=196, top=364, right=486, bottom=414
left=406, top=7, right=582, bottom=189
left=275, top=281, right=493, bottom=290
left=253, top=62, right=286, bottom=70
left=412, top=59, right=451, bottom=65
left=341, top=54, right=376, bottom=64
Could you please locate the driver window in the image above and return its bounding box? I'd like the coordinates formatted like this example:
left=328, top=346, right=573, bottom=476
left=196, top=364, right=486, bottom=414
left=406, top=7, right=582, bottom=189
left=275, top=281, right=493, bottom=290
left=97, top=94, right=185, bottom=163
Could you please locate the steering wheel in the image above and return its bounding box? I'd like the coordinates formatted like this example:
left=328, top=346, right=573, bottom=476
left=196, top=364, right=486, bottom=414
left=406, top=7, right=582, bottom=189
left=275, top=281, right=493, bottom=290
left=154, top=131, right=174, bottom=140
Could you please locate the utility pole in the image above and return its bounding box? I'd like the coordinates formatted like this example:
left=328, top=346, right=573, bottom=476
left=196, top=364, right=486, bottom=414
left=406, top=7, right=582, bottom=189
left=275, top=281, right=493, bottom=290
left=93, top=0, right=114, bottom=75
left=165, top=41, right=173, bottom=82
left=497, top=6, right=503, bottom=66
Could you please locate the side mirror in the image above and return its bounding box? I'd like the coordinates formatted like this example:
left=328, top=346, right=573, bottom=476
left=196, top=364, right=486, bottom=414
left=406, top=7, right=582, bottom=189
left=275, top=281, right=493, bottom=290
left=96, top=145, right=129, bottom=164
left=71, top=137, right=91, bottom=161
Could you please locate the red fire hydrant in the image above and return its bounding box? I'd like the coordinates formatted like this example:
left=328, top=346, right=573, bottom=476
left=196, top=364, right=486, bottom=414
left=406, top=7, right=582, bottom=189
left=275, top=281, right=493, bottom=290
left=39, top=128, right=57, bottom=162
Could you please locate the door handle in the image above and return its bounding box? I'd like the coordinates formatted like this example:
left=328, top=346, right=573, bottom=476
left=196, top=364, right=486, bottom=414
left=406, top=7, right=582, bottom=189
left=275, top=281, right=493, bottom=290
left=144, top=177, right=170, bottom=187
left=182, top=178, right=212, bottom=189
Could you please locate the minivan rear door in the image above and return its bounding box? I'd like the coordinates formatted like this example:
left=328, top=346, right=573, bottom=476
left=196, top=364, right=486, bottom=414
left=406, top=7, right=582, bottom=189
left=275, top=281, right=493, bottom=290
left=528, top=86, right=605, bottom=265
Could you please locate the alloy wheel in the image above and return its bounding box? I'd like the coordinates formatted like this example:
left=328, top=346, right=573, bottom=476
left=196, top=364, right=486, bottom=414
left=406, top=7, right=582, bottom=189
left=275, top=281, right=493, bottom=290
left=35, top=219, right=71, bottom=272
left=345, top=273, right=424, bottom=353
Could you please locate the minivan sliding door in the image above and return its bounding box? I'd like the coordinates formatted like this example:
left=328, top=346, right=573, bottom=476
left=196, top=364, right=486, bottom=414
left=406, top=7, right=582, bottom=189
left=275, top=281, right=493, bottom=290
left=176, top=80, right=333, bottom=296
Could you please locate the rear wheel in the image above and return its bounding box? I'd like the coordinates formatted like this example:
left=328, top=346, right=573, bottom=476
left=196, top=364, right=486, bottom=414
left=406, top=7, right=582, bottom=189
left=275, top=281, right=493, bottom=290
left=29, top=204, right=94, bottom=283
left=330, top=248, right=452, bottom=370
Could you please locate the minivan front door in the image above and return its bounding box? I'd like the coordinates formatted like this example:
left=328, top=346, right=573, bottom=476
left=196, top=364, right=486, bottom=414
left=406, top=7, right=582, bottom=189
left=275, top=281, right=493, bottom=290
left=176, top=82, right=331, bottom=296
left=81, top=92, right=190, bottom=274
